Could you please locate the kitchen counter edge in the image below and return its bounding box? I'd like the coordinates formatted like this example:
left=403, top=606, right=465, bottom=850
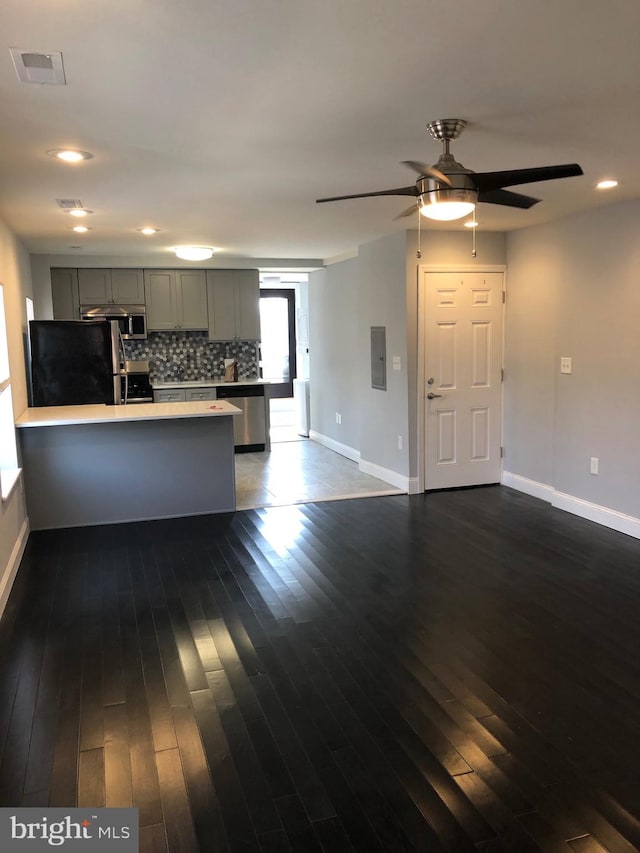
left=16, top=400, right=242, bottom=428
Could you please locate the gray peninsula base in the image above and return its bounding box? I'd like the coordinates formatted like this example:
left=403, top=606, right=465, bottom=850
left=20, top=415, right=237, bottom=530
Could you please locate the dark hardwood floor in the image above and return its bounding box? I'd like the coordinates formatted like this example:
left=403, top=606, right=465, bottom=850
left=2, top=486, right=640, bottom=851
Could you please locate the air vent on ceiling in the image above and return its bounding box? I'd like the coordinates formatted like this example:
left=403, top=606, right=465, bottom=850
left=56, top=199, right=84, bottom=210
left=10, top=48, right=66, bottom=85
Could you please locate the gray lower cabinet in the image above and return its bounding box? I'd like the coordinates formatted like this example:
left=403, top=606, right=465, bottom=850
left=145, top=270, right=208, bottom=331
left=185, top=387, right=217, bottom=401
left=153, top=389, right=186, bottom=403
left=207, top=269, right=260, bottom=341
left=78, top=268, right=145, bottom=304
left=154, top=387, right=217, bottom=402
left=51, top=268, right=80, bottom=319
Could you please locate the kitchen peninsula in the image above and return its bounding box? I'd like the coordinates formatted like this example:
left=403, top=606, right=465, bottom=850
left=16, top=400, right=241, bottom=530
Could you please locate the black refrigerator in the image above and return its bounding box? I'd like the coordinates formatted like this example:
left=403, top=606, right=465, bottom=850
left=29, top=320, right=123, bottom=407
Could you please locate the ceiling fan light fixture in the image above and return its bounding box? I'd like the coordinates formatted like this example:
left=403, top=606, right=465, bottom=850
left=174, top=245, right=214, bottom=261
left=419, top=194, right=476, bottom=221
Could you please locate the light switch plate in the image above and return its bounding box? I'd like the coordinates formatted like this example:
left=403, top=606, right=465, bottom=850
left=392, top=356, right=401, bottom=371
left=560, top=357, right=572, bottom=374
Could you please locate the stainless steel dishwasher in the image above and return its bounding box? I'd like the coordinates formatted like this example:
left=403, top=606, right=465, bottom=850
left=215, top=384, right=266, bottom=452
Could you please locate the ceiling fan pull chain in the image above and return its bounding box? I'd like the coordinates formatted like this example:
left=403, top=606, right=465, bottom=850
left=471, top=212, right=477, bottom=258
left=416, top=203, right=422, bottom=259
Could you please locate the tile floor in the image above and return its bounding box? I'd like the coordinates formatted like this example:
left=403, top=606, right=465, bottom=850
left=234, top=398, right=403, bottom=510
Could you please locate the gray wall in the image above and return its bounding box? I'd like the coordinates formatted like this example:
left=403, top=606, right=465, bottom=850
left=357, top=231, right=411, bottom=477
left=505, top=200, right=640, bottom=518
left=309, top=258, right=361, bottom=453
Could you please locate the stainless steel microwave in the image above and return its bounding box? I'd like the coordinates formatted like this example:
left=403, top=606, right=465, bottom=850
left=80, top=304, right=147, bottom=339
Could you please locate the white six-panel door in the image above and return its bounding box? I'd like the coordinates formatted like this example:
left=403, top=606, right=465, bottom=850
left=424, top=271, right=504, bottom=489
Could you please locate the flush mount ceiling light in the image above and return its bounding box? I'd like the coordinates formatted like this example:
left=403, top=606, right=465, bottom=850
left=174, top=246, right=214, bottom=261
left=71, top=225, right=90, bottom=233
left=47, top=148, right=93, bottom=162
left=67, top=208, right=93, bottom=218
left=464, top=219, right=479, bottom=228
left=596, top=179, right=618, bottom=190
left=137, top=227, right=160, bottom=235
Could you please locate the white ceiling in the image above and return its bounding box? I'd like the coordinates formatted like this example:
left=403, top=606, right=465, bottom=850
left=1, top=0, right=639, bottom=263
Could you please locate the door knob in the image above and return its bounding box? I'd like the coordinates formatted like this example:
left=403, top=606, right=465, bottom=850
left=427, top=392, right=442, bottom=399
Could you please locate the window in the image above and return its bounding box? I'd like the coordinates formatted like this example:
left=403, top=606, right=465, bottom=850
left=0, top=285, right=20, bottom=500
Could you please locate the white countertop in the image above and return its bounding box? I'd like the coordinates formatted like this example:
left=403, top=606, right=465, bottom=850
left=153, top=379, right=271, bottom=389
left=16, top=399, right=242, bottom=428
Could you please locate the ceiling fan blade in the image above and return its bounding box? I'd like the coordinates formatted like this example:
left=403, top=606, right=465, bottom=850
left=402, top=160, right=452, bottom=186
left=316, top=186, right=418, bottom=203
left=394, top=203, right=419, bottom=220
left=472, top=163, right=583, bottom=192
left=478, top=188, right=540, bottom=209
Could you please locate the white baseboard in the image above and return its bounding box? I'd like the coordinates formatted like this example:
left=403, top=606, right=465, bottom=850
left=503, top=470, right=640, bottom=540
left=359, top=459, right=410, bottom=492
left=309, top=430, right=360, bottom=463
left=552, top=491, right=640, bottom=540
left=407, top=477, right=421, bottom=495
left=502, top=471, right=555, bottom=502
left=0, top=518, right=30, bottom=619
left=309, top=432, right=408, bottom=493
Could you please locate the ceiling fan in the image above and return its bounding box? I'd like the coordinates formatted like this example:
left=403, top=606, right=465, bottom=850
left=316, top=119, right=583, bottom=222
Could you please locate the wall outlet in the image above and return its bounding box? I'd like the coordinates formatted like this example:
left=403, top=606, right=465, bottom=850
left=335, top=412, right=342, bottom=425
left=560, top=357, right=572, bottom=374
left=590, top=457, right=599, bottom=475
left=397, top=435, right=403, bottom=450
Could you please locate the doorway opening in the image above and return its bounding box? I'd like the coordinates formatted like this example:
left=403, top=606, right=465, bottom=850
left=259, top=288, right=297, bottom=399
left=260, top=283, right=308, bottom=446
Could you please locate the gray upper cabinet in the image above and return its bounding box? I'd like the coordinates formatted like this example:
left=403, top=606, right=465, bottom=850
left=207, top=269, right=260, bottom=341
left=145, top=269, right=208, bottom=331
left=78, top=268, right=145, bottom=304
left=51, top=268, right=80, bottom=319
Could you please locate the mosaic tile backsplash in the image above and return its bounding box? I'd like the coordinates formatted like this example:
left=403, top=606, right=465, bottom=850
left=124, top=331, right=260, bottom=383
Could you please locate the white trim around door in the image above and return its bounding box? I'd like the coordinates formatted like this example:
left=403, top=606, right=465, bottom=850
left=416, top=264, right=507, bottom=494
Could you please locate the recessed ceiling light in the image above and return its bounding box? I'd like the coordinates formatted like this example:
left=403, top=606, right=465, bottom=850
left=174, top=246, right=214, bottom=261
left=464, top=220, right=479, bottom=228
left=71, top=225, right=90, bottom=233
left=137, top=227, right=160, bottom=235
left=596, top=179, right=618, bottom=190
left=67, top=208, right=93, bottom=218
left=47, top=148, right=93, bottom=162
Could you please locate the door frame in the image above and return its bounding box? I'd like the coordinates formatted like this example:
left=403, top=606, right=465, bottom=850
left=259, top=287, right=297, bottom=399
left=416, top=263, right=507, bottom=493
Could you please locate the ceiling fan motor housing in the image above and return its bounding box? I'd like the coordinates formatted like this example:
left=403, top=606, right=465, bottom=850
left=417, top=167, right=478, bottom=209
